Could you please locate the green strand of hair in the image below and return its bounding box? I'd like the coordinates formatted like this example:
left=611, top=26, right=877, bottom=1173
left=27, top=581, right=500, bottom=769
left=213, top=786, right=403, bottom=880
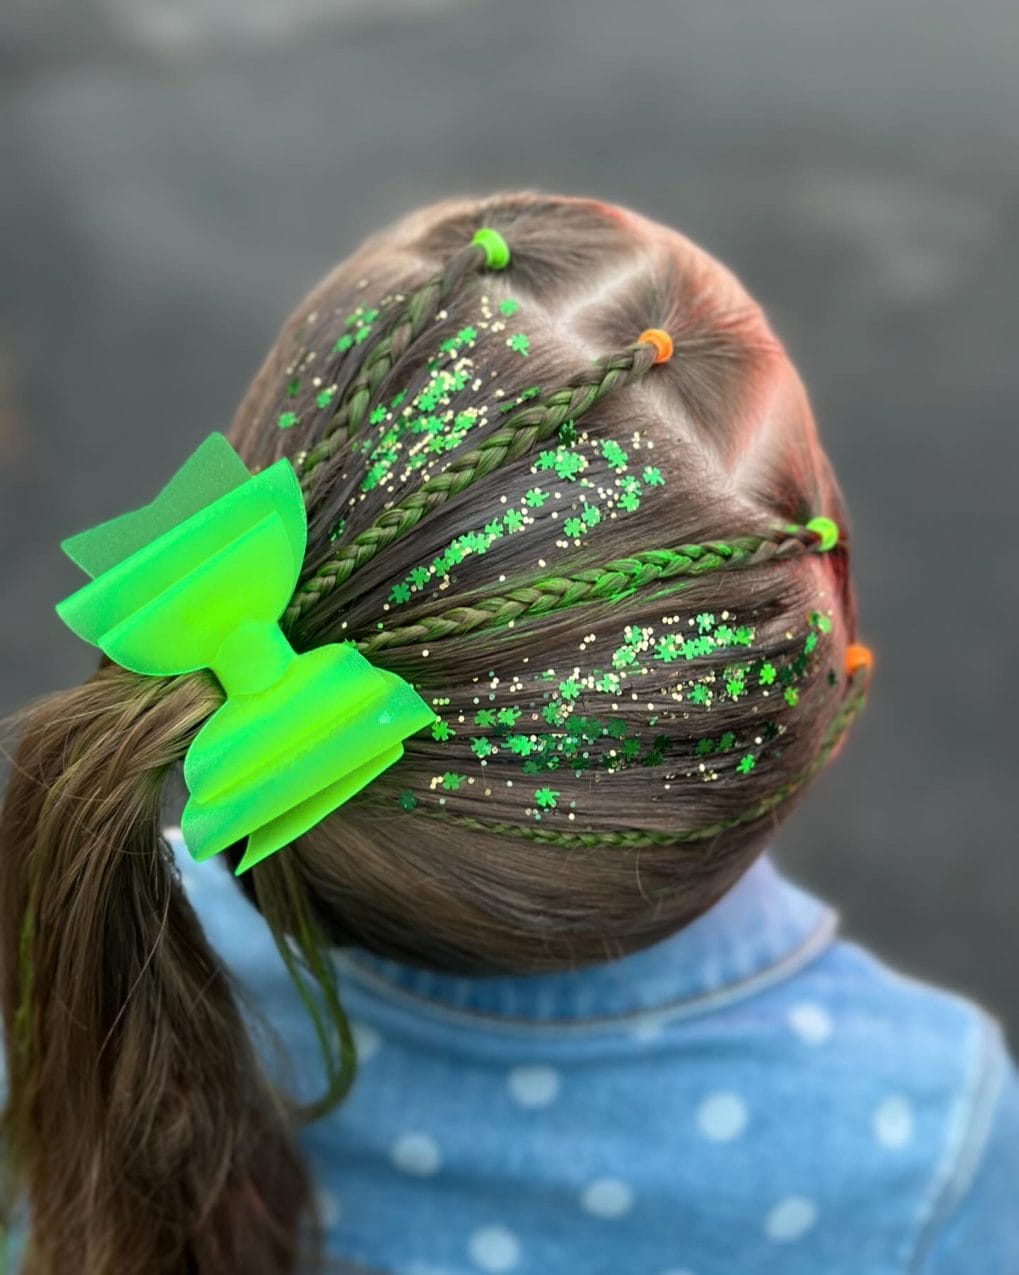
left=297, top=231, right=509, bottom=489
left=283, top=338, right=660, bottom=637
left=358, top=527, right=826, bottom=653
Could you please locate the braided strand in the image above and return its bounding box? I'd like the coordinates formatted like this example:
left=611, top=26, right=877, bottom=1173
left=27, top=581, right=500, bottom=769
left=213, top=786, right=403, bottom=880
left=410, top=676, right=869, bottom=848
left=296, top=241, right=491, bottom=490
left=357, top=528, right=827, bottom=654
left=283, top=341, right=659, bottom=635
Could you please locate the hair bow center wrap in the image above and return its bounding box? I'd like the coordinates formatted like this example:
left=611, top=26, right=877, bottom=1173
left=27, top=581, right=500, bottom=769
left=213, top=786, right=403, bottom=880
left=54, top=432, right=436, bottom=874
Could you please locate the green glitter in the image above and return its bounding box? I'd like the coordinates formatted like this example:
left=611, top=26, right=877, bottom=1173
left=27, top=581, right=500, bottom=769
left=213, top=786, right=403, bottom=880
left=535, top=446, right=586, bottom=481
left=388, top=582, right=412, bottom=605
left=277, top=411, right=299, bottom=430
left=508, top=333, right=530, bottom=356
left=601, top=439, right=628, bottom=470
left=655, top=635, right=682, bottom=663
left=398, top=790, right=418, bottom=811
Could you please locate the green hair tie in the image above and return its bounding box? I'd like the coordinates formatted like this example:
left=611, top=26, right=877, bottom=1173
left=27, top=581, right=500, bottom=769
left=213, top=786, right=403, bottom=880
left=805, top=516, right=840, bottom=552
left=54, top=433, right=436, bottom=874
left=471, top=227, right=511, bottom=270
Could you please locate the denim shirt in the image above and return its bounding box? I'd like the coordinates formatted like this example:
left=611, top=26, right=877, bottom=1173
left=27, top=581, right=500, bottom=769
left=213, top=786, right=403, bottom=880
left=160, top=835, right=1019, bottom=1275
left=4, top=839, right=1016, bottom=1274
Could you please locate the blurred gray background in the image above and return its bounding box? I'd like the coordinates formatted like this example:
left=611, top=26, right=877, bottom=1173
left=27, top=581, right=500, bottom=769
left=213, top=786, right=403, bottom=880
left=1, top=0, right=1016, bottom=1048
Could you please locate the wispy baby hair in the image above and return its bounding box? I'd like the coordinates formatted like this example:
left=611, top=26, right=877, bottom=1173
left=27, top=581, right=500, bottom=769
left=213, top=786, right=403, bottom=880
left=0, top=190, right=869, bottom=1274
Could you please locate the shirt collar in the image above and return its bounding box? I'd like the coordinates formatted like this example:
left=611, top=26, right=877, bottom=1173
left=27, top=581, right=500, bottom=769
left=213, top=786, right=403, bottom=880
left=334, top=850, right=840, bottom=1024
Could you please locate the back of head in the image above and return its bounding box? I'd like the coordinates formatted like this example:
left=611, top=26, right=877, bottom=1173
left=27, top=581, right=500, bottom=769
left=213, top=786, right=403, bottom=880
left=0, top=190, right=867, bottom=1273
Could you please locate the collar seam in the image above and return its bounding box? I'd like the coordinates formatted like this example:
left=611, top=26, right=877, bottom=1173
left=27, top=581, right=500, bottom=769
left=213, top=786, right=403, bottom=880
left=333, top=906, right=841, bottom=1037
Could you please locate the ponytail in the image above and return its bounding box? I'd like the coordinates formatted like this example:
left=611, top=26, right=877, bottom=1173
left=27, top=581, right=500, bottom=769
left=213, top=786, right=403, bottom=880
left=0, top=664, right=316, bottom=1274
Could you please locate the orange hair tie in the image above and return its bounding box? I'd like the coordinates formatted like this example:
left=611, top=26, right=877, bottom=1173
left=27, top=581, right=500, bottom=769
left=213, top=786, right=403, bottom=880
left=845, top=643, right=874, bottom=677
left=638, top=328, right=673, bottom=364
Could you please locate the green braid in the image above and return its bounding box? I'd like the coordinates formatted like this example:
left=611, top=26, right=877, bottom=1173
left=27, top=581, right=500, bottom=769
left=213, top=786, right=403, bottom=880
left=411, top=679, right=868, bottom=848
left=296, top=240, right=495, bottom=489
left=358, top=528, right=826, bottom=654
left=251, top=853, right=359, bottom=1121
left=283, top=341, right=660, bottom=635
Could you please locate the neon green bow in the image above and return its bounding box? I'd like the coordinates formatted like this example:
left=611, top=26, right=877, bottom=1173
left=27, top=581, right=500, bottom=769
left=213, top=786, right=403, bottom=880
left=54, top=432, right=436, bottom=874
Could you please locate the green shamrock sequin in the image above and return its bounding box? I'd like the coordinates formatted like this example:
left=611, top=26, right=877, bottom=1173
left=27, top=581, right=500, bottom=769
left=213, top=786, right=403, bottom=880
left=508, top=333, right=530, bottom=356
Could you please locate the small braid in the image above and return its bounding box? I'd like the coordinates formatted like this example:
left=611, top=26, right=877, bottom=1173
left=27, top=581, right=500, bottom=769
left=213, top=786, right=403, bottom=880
left=296, top=240, right=491, bottom=490
left=357, top=528, right=826, bottom=654
left=411, top=677, right=869, bottom=848
left=283, top=341, right=659, bottom=635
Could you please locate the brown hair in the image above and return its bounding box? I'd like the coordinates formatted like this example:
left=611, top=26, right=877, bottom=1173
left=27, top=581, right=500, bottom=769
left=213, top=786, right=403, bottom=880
left=0, top=190, right=866, bottom=1273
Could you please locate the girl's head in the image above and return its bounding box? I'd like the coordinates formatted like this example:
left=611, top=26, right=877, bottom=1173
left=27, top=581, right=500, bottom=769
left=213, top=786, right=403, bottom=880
left=0, top=190, right=868, bottom=1273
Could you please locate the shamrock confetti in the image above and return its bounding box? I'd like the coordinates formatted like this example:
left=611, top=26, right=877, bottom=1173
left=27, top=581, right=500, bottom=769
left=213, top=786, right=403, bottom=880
left=274, top=279, right=856, bottom=829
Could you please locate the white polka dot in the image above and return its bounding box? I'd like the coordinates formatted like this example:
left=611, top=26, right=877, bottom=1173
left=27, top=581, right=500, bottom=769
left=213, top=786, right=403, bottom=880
left=507, top=1064, right=561, bottom=1108
left=764, top=1195, right=818, bottom=1241
left=468, top=1224, right=521, bottom=1272
left=391, top=1132, right=442, bottom=1176
left=580, top=1176, right=635, bottom=1219
left=696, top=1091, right=748, bottom=1142
left=786, top=1001, right=834, bottom=1045
left=315, top=1187, right=343, bottom=1227
left=873, top=1095, right=914, bottom=1148
left=351, top=1019, right=382, bottom=1061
